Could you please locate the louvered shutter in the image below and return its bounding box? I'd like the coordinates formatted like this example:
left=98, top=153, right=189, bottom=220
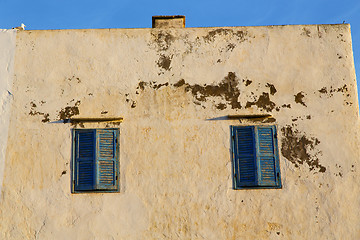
left=232, top=126, right=257, bottom=187
left=256, top=126, right=280, bottom=187
left=74, top=130, right=96, bottom=191
left=95, top=129, right=118, bottom=190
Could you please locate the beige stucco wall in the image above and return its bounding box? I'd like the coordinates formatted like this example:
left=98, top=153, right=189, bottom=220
left=0, top=24, right=359, bottom=239
left=0, top=29, right=16, bottom=197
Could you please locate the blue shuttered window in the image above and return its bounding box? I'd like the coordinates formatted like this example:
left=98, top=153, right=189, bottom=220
left=231, top=125, right=281, bottom=189
left=73, top=129, right=119, bottom=193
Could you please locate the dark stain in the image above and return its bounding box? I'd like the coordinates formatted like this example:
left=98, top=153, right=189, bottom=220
left=226, top=43, right=236, bottom=51
left=151, top=31, right=175, bottom=51
left=153, top=82, right=169, bottom=90
left=61, top=170, right=67, bottom=176
left=29, top=101, right=50, bottom=123
left=281, top=104, right=291, bottom=108
left=266, top=83, right=277, bottom=95
left=157, top=55, right=172, bottom=71
left=131, top=101, right=137, bottom=108
left=337, top=84, right=348, bottom=92
left=276, top=232, right=280, bottom=235
left=302, top=28, right=311, bottom=37
left=174, top=79, right=186, bottom=88
left=216, top=103, right=226, bottom=110
left=244, top=79, right=252, bottom=86
left=203, top=29, right=248, bottom=43
left=318, top=85, right=348, bottom=99
left=306, top=115, right=311, bottom=119
left=67, top=75, right=81, bottom=83
left=101, top=111, right=108, bottom=114
left=245, top=92, right=276, bottom=112
left=183, top=72, right=242, bottom=109
left=138, top=82, right=146, bottom=91
left=292, top=118, right=298, bottom=122
left=318, top=87, right=327, bottom=94
left=281, top=126, right=326, bottom=172
left=294, top=92, right=307, bottom=106
left=217, top=59, right=222, bottom=63
left=138, top=73, right=242, bottom=109
left=42, top=114, right=50, bottom=123
left=137, top=81, right=169, bottom=91
left=58, top=101, right=80, bottom=120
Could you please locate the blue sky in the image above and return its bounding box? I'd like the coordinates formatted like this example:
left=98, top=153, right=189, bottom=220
left=1, top=0, right=360, bottom=96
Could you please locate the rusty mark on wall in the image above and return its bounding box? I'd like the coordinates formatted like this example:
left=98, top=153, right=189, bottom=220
left=281, top=126, right=326, bottom=172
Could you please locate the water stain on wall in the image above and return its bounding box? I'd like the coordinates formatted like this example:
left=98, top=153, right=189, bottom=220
left=203, top=29, right=248, bottom=44
left=150, top=31, right=175, bottom=51
left=281, top=125, right=326, bottom=172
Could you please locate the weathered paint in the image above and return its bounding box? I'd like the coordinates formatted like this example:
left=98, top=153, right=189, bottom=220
left=0, top=24, right=359, bottom=239
left=0, top=29, right=16, bottom=197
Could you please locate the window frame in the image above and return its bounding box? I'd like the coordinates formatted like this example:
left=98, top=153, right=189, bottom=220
left=231, top=125, right=282, bottom=190
left=71, top=128, right=120, bottom=193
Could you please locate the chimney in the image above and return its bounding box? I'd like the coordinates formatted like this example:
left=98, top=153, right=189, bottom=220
left=152, top=15, right=185, bottom=28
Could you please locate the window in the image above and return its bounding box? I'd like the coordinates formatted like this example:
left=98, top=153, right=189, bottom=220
left=72, top=128, right=119, bottom=193
left=231, top=125, right=281, bottom=189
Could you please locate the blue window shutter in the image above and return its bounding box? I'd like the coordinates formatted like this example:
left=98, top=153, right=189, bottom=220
left=232, top=126, right=257, bottom=187
left=95, top=129, right=118, bottom=190
left=256, top=126, right=280, bottom=187
left=74, top=130, right=96, bottom=191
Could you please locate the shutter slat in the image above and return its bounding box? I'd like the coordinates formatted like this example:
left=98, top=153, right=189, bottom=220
left=257, top=126, right=278, bottom=186
left=96, top=129, right=117, bottom=190
left=233, top=126, right=257, bottom=187
left=74, top=130, right=95, bottom=191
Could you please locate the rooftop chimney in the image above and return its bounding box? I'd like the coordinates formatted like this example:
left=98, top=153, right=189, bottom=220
left=152, top=15, right=185, bottom=28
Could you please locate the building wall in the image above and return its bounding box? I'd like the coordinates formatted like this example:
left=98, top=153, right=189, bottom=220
left=0, top=24, right=359, bottom=239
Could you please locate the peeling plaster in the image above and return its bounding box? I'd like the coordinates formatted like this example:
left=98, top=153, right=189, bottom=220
left=294, top=92, right=307, bottom=106
left=281, top=126, right=326, bottom=172
left=137, top=72, right=242, bottom=110
left=245, top=92, right=276, bottom=112
left=58, top=100, right=80, bottom=120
